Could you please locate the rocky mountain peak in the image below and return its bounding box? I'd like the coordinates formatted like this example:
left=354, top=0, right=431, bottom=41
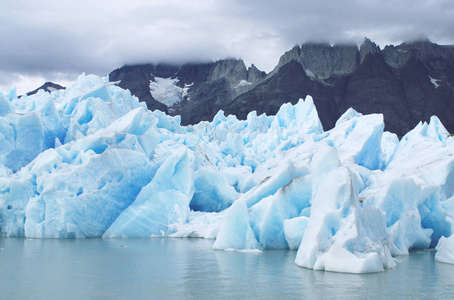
left=208, top=59, right=248, bottom=88
left=303, top=43, right=359, bottom=79
left=359, top=37, right=381, bottom=64
left=273, top=45, right=302, bottom=73
left=26, top=82, right=65, bottom=96
left=274, top=42, right=360, bottom=81
left=247, top=64, right=266, bottom=83
left=381, top=40, right=454, bottom=70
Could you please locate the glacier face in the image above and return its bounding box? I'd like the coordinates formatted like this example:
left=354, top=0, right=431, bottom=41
left=1, top=74, right=454, bottom=273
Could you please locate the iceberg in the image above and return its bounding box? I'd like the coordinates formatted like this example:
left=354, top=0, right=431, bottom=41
left=435, top=235, right=454, bottom=264
left=103, top=147, right=194, bottom=238
left=294, top=147, right=395, bottom=273
left=1, top=74, right=454, bottom=274
left=190, top=166, right=237, bottom=212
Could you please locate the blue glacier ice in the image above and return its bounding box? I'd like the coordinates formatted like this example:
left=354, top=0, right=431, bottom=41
left=212, top=199, right=260, bottom=250
left=294, top=146, right=395, bottom=273
left=1, top=74, right=454, bottom=273
left=436, top=234, right=454, bottom=264
left=103, top=147, right=194, bottom=238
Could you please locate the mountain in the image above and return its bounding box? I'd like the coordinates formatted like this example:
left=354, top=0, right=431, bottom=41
left=109, top=39, right=454, bottom=136
left=109, top=59, right=266, bottom=122
left=26, top=82, right=65, bottom=96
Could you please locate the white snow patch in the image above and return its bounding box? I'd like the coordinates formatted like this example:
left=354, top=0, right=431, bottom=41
left=150, top=77, right=188, bottom=107
left=168, top=211, right=224, bottom=239
left=305, top=69, right=317, bottom=79
left=182, top=82, right=193, bottom=101
left=224, top=248, right=263, bottom=253
left=109, top=80, right=121, bottom=86
left=429, top=76, right=441, bottom=89
left=235, top=80, right=252, bottom=89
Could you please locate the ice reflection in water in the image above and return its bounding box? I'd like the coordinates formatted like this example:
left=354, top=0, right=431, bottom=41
left=0, top=238, right=453, bottom=299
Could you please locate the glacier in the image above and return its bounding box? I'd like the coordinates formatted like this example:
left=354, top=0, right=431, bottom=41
left=1, top=74, right=454, bottom=273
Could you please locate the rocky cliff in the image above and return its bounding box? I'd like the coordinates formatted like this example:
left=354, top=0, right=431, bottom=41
left=26, top=82, right=65, bottom=96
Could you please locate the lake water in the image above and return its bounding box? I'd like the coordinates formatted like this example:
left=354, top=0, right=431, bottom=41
left=1, top=237, right=453, bottom=299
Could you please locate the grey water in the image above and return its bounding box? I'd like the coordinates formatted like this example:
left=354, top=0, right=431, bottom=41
left=0, top=238, right=453, bottom=299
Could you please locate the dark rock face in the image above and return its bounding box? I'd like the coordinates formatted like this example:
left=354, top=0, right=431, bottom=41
left=341, top=53, right=411, bottom=133
left=109, top=59, right=260, bottom=124
left=223, top=61, right=339, bottom=130
left=26, top=82, right=65, bottom=96
left=109, top=64, right=175, bottom=113
left=340, top=41, right=454, bottom=135
left=108, top=39, right=454, bottom=136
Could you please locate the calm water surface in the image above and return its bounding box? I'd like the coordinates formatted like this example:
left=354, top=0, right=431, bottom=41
left=1, top=237, right=453, bottom=299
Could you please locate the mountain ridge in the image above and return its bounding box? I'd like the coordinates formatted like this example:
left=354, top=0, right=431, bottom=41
left=26, top=39, right=454, bottom=136
left=107, top=39, right=454, bottom=136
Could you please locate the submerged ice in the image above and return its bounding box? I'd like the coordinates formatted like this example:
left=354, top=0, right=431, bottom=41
left=1, top=74, right=454, bottom=273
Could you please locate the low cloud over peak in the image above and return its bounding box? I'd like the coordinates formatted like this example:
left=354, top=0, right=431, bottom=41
left=1, top=0, right=454, bottom=94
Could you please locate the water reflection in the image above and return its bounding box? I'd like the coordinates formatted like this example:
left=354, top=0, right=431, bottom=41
left=1, top=238, right=453, bottom=299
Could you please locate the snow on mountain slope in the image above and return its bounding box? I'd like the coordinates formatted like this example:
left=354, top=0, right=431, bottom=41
left=149, top=77, right=191, bottom=106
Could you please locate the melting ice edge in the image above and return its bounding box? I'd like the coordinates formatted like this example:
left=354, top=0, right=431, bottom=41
left=1, top=74, right=454, bottom=273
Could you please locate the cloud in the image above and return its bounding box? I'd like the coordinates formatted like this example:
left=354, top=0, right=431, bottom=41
left=0, top=71, right=78, bottom=96
left=1, top=0, right=454, bottom=93
left=231, top=0, right=454, bottom=46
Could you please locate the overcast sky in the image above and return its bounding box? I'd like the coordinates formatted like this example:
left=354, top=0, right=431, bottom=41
left=1, top=0, right=454, bottom=94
